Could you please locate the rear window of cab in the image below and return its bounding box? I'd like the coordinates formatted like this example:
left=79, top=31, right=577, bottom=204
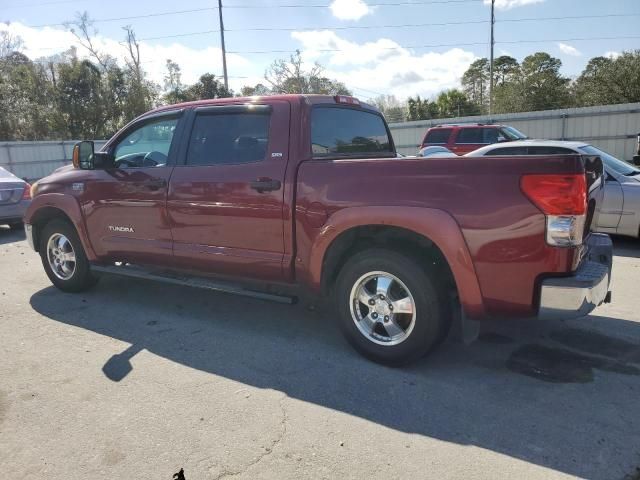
left=311, top=107, right=394, bottom=157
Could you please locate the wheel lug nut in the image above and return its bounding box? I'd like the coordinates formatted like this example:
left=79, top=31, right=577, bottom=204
left=368, top=299, right=375, bottom=306
left=372, top=313, right=378, bottom=319
left=379, top=294, right=385, bottom=300
left=384, top=316, right=389, bottom=322
left=389, top=304, right=393, bottom=310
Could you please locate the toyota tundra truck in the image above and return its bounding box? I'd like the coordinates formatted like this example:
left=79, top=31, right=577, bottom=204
left=23, top=94, right=612, bottom=365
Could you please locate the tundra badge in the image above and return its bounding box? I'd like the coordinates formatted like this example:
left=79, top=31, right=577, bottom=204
left=109, top=225, right=135, bottom=233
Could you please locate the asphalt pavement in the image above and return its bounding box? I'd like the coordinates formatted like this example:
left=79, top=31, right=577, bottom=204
left=1, top=226, right=639, bottom=480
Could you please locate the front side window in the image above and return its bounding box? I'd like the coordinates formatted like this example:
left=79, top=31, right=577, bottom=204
left=424, top=128, right=452, bottom=144
left=579, top=145, right=640, bottom=177
left=186, top=112, right=270, bottom=166
left=501, top=126, right=528, bottom=140
left=456, top=128, right=483, bottom=144
left=311, top=107, right=393, bottom=156
left=113, top=117, right=179, bottom=168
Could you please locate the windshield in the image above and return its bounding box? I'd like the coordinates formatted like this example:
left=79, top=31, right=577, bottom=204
left=501, top=126, right=528, bottom=140
left=578, top=145, right=640, bottom=176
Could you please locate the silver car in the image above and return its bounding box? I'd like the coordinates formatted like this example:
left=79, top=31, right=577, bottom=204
left=0, top=167, right=31, bottom=229
left=467, top=140, right=640, bottom=239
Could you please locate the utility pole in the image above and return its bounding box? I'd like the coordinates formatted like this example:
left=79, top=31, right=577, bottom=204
left=488, top=0, right=495, bottom=117
left=218, top=0, right=229, bottom=90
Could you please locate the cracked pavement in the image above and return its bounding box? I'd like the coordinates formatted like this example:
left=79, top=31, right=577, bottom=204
left=1, top=227, right=640, bottom=479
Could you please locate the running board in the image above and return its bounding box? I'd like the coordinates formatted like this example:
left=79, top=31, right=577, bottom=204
left=90, top=263, right=297, bottom=305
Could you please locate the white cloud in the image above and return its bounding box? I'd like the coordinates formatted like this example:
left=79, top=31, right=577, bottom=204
left=329, top=0, right=374, bottom=21
left=0, top=22, right=251, bottom=90
left=483, top=0, right=544, bottom=9
left=605, top=51, right=621, bottom=59
left=558, top=42, right=581, bottom=57
left=292, top=30, right=476, bottom=99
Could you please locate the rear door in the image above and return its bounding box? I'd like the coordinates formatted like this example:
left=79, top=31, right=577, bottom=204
left=451, top=127, right=497, bottom=155
left=167, top=102, right=290, bottom=281
left=422, top=128, right=452, bottom=149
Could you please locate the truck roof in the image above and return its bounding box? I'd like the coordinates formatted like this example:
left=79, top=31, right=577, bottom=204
left=150, top=94, right=378, bottom=115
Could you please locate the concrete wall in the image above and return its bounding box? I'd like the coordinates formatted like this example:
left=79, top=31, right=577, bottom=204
left=0, top=140, right=107, bottom=181
left=389, top=102, right=640, bottom=160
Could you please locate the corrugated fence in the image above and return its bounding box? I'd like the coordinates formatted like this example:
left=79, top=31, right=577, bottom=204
left=0, top=140, right=107, bottom=181
left=389, top=102, right=640, bottom=159
left=1, top=102, right=639, bottom=181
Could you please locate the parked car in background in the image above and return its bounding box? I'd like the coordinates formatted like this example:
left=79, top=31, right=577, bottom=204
left=467, top=140, right=640, bottom=239
left=0, top=166, right=31, bottom=229
left=419, top=123, right=527, bottom=155
left=416, top=146, right=457, bottom=158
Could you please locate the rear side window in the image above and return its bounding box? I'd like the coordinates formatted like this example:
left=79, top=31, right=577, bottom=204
left=424, top=128, right=451, bottom=144
left=486, top=147, right=529, bottom=155
left=311, top=107, right=393, bottom=156
left=527, top=146, right=575, bottom=155
left=186, top=112, right=270, bottom=165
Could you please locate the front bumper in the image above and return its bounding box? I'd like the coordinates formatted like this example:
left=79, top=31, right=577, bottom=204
left=25, top=223, right=36, bottom=251
left=538, top=233, right=612, bottom=320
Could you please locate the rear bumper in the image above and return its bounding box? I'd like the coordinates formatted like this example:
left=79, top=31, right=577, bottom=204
left=0, top=199, right=30, bottom=223
left=538, top=233, right=612, bottom=320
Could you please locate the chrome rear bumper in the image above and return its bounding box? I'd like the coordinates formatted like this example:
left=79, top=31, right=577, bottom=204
left=538, top=234, right=612, bottom=320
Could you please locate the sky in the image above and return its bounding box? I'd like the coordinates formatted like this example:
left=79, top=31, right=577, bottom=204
left=1, top=0, right=639, bottom=101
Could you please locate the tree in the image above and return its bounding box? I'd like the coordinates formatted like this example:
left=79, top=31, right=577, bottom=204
left=183, top=73, right=232, bottom=100
left=518, top=52, right=570, bottom=111
left=372, top=95, right=407, bottom=123
left=461, top=58, right=489, bottom=112
left=574, top=51, right=640, bottom=106
left=240, top=83, right=271, bottom=96
left=435, top=89, right=479, bottom=118
left=264, top=50, right=351, bottom=95
left=406, top=96, right=438, bottom=121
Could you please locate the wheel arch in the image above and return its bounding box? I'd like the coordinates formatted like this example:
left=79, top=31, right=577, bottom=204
left=309, top=206, right=486, bottom=319
left=25, top=194, right=96, bottom=260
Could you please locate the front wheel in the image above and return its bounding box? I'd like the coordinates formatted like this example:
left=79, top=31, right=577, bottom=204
left=334, top=248, right=451, bottom=366
left=39, top=219, right=98, bottom=293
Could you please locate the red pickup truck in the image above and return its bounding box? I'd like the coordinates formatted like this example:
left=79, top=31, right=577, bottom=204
left=24, top=94, right=612, bottom=365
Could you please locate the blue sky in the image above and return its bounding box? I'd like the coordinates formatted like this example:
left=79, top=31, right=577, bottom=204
left=1, top=0, right=639, bottom=100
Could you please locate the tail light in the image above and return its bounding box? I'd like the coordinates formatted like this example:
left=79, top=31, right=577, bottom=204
left=521, top=174, right=587, bottom=247
left=22, top=183, right=31, bottom=200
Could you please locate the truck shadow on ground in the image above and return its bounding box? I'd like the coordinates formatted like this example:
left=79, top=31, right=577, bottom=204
left=0, top=226, right=25, bottom=245
left=611, top=235, right=640, bottom=259
left=30, top=278, right=640, bottom=480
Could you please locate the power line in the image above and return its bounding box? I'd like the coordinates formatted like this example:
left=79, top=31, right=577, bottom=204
left=227, top=35, right=640, bottom=54
left=26, top=11, right=639, bottom=33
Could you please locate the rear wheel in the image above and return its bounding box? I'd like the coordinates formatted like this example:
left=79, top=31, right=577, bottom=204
left=39, top=219, right=98, bottom=292
left=334, top=248, right=451, bottom=366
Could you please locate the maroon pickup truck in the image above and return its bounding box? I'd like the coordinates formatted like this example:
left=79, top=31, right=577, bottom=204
left=24, top=94, right=612, bottom=365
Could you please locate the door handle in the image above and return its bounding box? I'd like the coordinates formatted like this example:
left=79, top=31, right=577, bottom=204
left=250, top=178, right=281, bottom=193
left=143, top=179, right=167, bottom=191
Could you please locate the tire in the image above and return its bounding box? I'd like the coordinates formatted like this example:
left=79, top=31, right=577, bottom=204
left=8, top=222, right=23, bottom=230
left=334, top=248, right=451, bottom=366
left=39, top=219, right=98, bottom=293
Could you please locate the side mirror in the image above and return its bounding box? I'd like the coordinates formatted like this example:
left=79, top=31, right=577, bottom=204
left=72, top=140, right=94, bottom=169
left=72, top=141, right=114, bottom=170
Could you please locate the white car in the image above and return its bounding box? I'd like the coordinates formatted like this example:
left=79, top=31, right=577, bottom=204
left=466, top=140, right=640, bottom=239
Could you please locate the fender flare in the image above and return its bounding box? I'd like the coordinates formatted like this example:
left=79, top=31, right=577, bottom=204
left=307, top=206, right=485, bottom=319
left=24, top=193, right=97, bottom=261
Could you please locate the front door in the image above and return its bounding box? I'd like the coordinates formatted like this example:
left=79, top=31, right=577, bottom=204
left=167, top=102, right=290, bottom=282
left=83, top=111, right=183, bottom=265
left=597, top=172, right=624, bottom=231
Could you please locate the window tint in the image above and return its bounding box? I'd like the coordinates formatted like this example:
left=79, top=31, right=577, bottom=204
left=311, top=107, right=392, bottom=156
left=424, top=128, right=452, bottom=144
left=486, top=146, right=529, bottom=156
left=528, top=146, right=575, bottom=155
left=456, top=128, right=483, bottom=144
left=501, top=126, right=527, bottom=140
left=186, top=113, right=270, bottom=165
left=482, top=128, right=499, bottom=143
left=579, top=145, right=640, bottom=176
left=114, top=117, right=178, bottom=168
